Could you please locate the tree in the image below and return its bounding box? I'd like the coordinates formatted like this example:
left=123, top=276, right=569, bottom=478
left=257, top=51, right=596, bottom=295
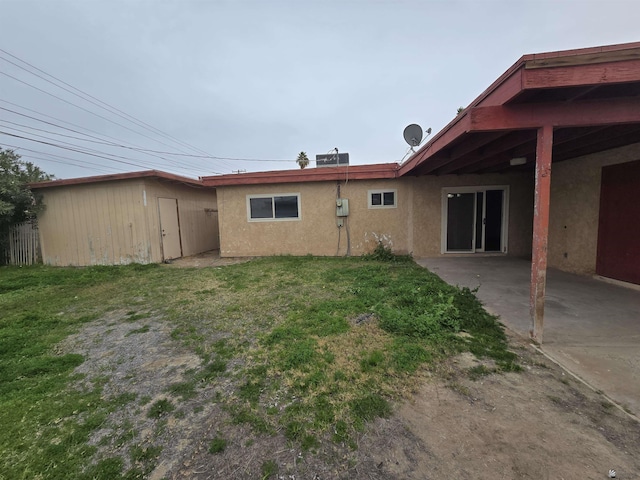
left=296, top=151, right=310, bottom=169
left=0, top=148, right=52, bottom=255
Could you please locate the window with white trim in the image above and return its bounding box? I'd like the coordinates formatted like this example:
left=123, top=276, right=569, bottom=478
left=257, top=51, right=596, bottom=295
left=247, top=194, right=300, bottom=221
left=368, top=189, right=397, bottom=208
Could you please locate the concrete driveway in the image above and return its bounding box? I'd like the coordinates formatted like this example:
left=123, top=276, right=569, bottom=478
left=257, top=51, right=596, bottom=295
left=417, top=256, right=640, bottom=417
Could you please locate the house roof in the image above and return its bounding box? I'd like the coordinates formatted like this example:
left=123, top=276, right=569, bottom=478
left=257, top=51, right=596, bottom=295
left=29, top=170, right=205, bottom=189
left=399, top=41, right=640, bottom=176
left=201, top=163, right=399, bottom=187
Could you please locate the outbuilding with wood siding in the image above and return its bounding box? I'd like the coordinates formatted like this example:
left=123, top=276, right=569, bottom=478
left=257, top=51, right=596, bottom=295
left=30, top=170, right=219, bottom=266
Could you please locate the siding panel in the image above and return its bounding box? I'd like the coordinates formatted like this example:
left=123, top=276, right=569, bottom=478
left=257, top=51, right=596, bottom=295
left=37, top=180, right=153, bottom=266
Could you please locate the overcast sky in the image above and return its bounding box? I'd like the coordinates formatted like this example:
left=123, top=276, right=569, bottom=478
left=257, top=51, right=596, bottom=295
left=1, top=0, right=639, bottom=179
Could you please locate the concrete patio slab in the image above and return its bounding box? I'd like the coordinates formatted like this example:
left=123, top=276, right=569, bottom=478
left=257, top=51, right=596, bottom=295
left=416, top=256, right=640, bottom=416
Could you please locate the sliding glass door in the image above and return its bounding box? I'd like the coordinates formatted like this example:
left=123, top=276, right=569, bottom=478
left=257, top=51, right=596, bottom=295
left=442, top=187, right=508, bottom=253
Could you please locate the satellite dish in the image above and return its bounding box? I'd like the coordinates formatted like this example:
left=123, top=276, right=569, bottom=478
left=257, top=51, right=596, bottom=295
left=403, top=124, right=423, bottom=147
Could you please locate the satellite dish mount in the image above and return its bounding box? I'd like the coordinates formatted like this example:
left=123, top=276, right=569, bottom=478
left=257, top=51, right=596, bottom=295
left=403, top=124, right=431, bottom=152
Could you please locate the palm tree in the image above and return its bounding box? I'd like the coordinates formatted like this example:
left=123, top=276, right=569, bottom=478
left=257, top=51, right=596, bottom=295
left=296, top=151, right=310, bottom=169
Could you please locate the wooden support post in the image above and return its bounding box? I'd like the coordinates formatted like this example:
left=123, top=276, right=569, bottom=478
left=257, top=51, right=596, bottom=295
left=530, top=125, right=553, bottom=344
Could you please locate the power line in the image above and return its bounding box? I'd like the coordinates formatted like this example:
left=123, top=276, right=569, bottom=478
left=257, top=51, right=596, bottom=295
left=0, top=69, right=234, bottom=169
left=0, top=99, right=177, bottom=154
left=0, top=143, right=126, bottom=174
left=0, top=118, right=138, bottom=148
left=0, top=91, right=295, bottom=175
left=0, top=108, right=295, bottom=163
left=0, top=130, right=199, bottom=174
left=0, top=50, right=300, bottom=174
left=0, top=101, right=230, bottom=173
left=0, top=49, right=239, bottom=171
left=22, top=155, right=121, bottom=174
left=0, top=120, right=222, bottom=173
left=0, top=50, right=205, bottom=147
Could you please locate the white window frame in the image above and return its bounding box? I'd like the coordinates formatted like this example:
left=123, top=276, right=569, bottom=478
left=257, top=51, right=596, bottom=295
left=246, top=193, right=301, bottom=222
left=368, top=189, right=397, bottom=209
left=440, top=185, right=509, bottom=254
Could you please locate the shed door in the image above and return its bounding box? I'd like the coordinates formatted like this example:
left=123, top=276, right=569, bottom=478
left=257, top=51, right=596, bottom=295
left=596, top=160, right=640, bottom=285
left=158, top=198, right=182, bottom=261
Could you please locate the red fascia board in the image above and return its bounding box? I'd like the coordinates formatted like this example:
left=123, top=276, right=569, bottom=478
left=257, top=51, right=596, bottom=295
left=202, top=164, right=399, bottom=187
left=521, top=41, right=640, bottom=63
left=29, top=170, right=204, bottom=189
left=469, top=97, right=640, bottom=131
left=522, top=58, right=640, bottom=89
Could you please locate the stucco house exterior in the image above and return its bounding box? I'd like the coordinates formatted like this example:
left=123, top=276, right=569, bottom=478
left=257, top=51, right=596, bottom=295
left=201, top=41, right=640, bottom=341
left=203, top=164, right=534, bottom=259
left=28, top=41, right=640, bottom=340
left=30, top=170, right=219, bottom=266
left=204, top=43, right=639, bottom=269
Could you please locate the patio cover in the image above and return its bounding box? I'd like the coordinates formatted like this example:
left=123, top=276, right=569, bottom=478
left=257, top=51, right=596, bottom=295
left=400, top=42, right=640, bottom=343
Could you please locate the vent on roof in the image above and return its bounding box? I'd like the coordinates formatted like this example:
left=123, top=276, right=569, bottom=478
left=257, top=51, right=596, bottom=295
left=316, top=153, right=349, bottom=167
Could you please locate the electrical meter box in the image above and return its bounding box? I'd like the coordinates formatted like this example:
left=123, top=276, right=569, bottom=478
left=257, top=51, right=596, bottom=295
left=336, top=198, right=349, bottom=217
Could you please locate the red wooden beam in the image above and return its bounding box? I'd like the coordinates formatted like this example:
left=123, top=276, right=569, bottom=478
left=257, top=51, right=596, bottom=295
left=413, top=132, right=507, bottom=175
left=530, top=125, right=554, bottom=344
left=552, top=124, right=640, bottom=161
left=523, top=58, right=640, bottom=89
left=472, top=69, right=524, bottom=107
left=444, top=126, right=593, bottom=174
left=521, top=41, right=640, bottom=64
left=470, top=97, right=640, bottom=131
left=436, top=130, right=537, bottom=175
left=447, top=132, right=507, bottom=160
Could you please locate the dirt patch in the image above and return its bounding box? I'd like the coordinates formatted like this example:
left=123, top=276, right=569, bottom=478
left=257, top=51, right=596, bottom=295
left=60, top=312, right=232, bottom=476
left=62, top=314, right=640, bottom=479
left=162, top=250, right=251, bottom=269
left=392, top=334, right=640, bottom=479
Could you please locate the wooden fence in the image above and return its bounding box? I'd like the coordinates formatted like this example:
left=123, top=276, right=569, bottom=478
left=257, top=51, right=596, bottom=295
left=5, top=221, right=41, bottom=265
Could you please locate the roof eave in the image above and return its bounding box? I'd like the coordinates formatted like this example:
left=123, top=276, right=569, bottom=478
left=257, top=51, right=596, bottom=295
left=29, top=170, right=204, bottom=189
left=202, top=163, right=400, bottom=187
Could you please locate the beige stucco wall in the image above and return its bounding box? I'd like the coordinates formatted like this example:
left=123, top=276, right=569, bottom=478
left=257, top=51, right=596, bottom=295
left=217, top=179, right=411, bottom=257
left=37, top=178, right=219, bottom=266
left=143, top=179, right=219, bottom=258
left=217, top=172, right=534, bottom=258
left=216, top=142, right=640, bottom=267
left=548, top=142, right=640, bottom=275
left=409, top=172, right=534, bottom=258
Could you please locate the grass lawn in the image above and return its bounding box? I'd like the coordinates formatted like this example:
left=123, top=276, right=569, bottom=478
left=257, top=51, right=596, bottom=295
left=0, top=254, right=518, bottom=479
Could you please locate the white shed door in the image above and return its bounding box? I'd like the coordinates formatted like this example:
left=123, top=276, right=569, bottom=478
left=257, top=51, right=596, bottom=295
left=158, top=198, right=182, bottom=261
